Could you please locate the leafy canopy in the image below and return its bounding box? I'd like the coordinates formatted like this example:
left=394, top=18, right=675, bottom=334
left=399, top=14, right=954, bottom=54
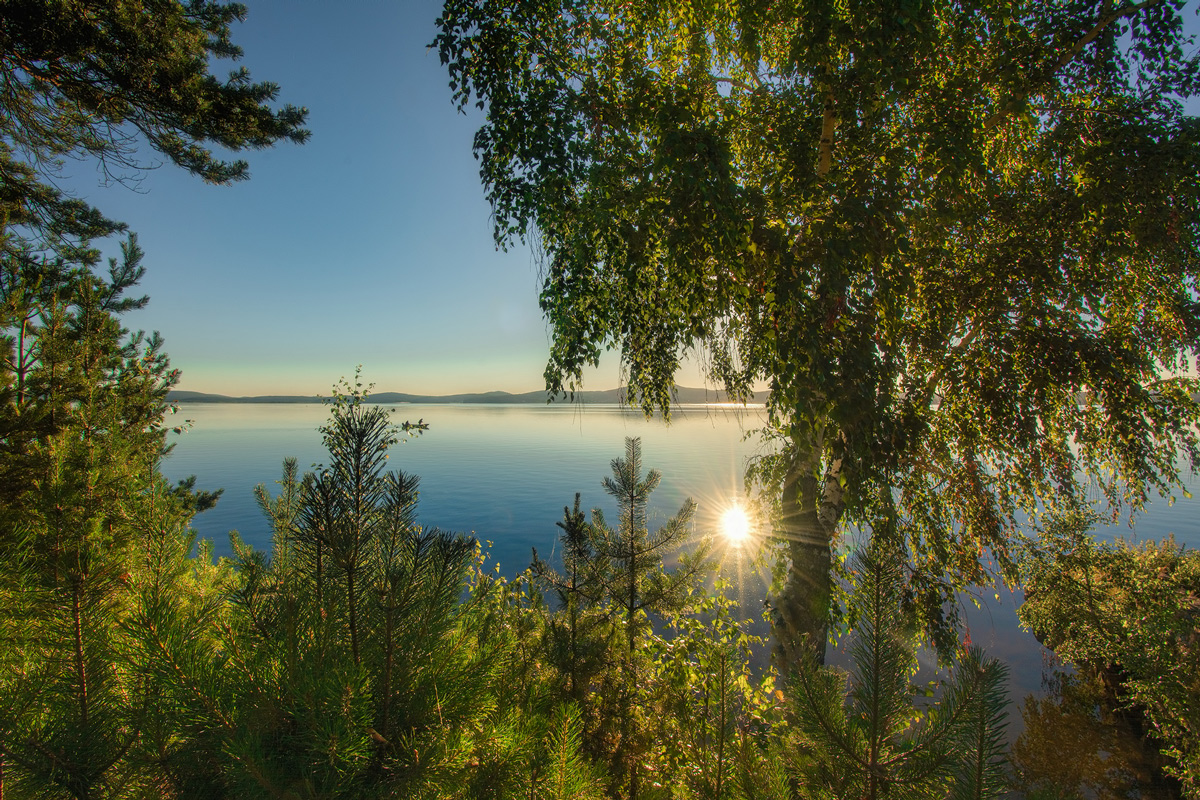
left=436, top=0, right=1200, bottom=646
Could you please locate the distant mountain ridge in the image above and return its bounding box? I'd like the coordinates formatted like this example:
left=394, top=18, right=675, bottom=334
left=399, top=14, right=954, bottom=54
left=167, top=387, right=763, bottom=406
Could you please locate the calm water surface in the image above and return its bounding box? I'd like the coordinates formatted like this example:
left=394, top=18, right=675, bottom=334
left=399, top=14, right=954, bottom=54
left=162, top=402, right=1198, bottom=726
left=163, top=402, right=773, bottom=567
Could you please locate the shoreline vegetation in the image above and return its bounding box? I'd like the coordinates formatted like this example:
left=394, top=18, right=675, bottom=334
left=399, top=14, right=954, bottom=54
left=4, top=0, right=1198, bottom=795
left=168, top=387, right=767, bottom=405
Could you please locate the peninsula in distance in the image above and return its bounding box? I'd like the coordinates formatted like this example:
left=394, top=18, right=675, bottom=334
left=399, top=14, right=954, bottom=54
left=167, top=387, right=764, bottom=406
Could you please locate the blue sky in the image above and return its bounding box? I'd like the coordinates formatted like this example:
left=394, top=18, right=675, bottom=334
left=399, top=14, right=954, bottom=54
left=56, top=0, right=709, bottom=397
left=55, top=2, right=1200, bottom=397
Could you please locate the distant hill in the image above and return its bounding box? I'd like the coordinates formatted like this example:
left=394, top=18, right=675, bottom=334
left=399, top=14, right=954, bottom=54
left=167, top=387, right=763, bottom=406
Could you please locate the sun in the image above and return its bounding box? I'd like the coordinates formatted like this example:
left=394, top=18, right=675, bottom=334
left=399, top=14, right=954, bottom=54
left=720, top=504, right=752, bottom=545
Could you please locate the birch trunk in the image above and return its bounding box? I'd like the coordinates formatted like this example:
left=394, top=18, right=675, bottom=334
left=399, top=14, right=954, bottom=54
left=773, top=442, right=845, bottom=668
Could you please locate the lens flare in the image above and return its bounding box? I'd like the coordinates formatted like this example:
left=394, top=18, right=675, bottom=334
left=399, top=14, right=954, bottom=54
left=721, top=505, right=752, bottom=544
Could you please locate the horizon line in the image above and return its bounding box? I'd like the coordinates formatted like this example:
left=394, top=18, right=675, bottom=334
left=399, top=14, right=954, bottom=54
left=168, top=385, right=766, bottom=404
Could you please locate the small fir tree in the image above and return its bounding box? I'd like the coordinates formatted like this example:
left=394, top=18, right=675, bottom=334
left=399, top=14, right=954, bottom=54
left=0, top=236, right=222, bottom=799
left=532, top=494, right=614, bottom=704
left=779, top=537, right=1010, bottom=800
left=586, top=437, right=713, bottom=800
left=592, top=437, right=709, bottom=657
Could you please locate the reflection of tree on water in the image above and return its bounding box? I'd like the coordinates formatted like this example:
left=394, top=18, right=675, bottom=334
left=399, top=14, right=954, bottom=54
left=1017, top=519, right=1200, bottom=795
left=1010, top=667, right=1182, bottom=800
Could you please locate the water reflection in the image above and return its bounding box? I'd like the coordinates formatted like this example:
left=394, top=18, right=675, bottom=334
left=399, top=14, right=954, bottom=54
left=1010, top=666, right=1182, bottom=799
left=164, top=402, right=770, bottom=559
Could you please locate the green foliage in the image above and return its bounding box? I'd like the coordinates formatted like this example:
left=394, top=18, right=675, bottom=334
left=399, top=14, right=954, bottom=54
left=0, top=7, right=305, bottom=781
left=537, top=703, right=608, bottom=800
left=525, top=440, right=1021, bottom=800
left=0, top=245, right=232, bottom=799
left=1, top=236, right=166, bottom=515
left=535, top=437, right=786, bottom=799
left=778, top=539, right=1010, bottom=800
left=443, top=559, right=608, bottom=800
left=591, top=437, right=711, bottom=655
left=533, top=436, right=714, bottom=799
left=651, top=582, right=777, bottom=800
left=436, top=0, right=1200, bottom=663
left=532, top=493, right=617, bottom=704
left=118, top=487, right=235, bottom=799
left=1010, top=670, right=1184, bottom=800
left=1020, top=514, right=1200, bottom=796
left=137, top=380, right=611, bottom=799
left=0, top=5, right=306, bottom=795
left=212, top=390, right=483, bottom=797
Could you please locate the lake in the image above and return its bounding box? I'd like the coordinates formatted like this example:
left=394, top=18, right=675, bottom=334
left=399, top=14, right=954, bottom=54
left=161, top=401, right=1198, bottom=724
left=162, top=402, right=773, bottom=567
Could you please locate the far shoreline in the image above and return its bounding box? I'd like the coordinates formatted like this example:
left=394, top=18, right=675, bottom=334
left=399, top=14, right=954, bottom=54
left=168, top=386, right=766, bottom=407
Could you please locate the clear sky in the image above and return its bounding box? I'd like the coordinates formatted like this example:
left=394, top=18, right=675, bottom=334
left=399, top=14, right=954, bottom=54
left=55, top=0, right=710, bottom=397
left=55, top=3, right=1199, bottom=397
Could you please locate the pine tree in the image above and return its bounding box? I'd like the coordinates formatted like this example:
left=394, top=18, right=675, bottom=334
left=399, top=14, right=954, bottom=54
left=531, top=494, right=614, bottom=704
left=0, top=0, right=308, bottom=259
left=118, top=480, right=233, bottom=799
left=314, top=374, right=399, bottom=666
left=588, top=436, right=712, bottom=800
left=254, top=456, right=302, bottom=576
left=533, top=704, right=606, bottom=800
left=182, top=378, right=540, bottom=798
left=592, top=437, right=709, bottom=659
left=780, top=538, right=1010, bottom=800
left=0, top=236, right=221, bottom=799
left=0, top=5, right=304, bottom=793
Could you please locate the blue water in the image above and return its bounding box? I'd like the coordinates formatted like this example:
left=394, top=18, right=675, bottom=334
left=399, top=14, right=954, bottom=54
left=161, top=402, right=1198, bottom=713
left=162, top=402, right=773, bottom=567
left=167, top=402, right=1199, bottom=555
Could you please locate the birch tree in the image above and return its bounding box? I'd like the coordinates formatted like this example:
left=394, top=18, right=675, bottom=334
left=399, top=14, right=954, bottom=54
left=436, top=0, right=1200, bottom=662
